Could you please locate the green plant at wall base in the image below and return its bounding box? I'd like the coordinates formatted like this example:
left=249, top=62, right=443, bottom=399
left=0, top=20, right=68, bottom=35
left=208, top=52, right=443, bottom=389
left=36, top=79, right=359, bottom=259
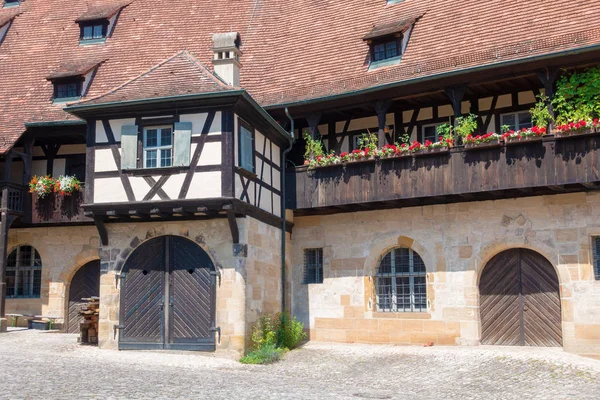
left=276, top=312, right=307, bottom=350
left=454, top=114, right=478, bottom=138
left=303, top=131, right=325, bottom=161
left=239, top=343, right=286, bottom=364
left=552, top=67, right=600, bottom=124
left=530, top=94, right=553, bottom=128
left=250, top=313, right=277, bottom=350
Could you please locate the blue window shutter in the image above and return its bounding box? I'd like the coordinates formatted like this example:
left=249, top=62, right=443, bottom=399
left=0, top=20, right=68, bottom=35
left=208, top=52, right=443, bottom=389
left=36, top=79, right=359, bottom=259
left=121, top=125, right=138, bottom=170
left=240, top=126, right=254, bottom=172
left=173, top=122, right=192, bottom=167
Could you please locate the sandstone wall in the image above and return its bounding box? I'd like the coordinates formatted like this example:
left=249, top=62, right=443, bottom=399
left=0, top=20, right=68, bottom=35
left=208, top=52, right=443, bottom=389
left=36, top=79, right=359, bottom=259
left=290, top=192, right=600, bottom=357
left=6, top=225, right=100, bottom=327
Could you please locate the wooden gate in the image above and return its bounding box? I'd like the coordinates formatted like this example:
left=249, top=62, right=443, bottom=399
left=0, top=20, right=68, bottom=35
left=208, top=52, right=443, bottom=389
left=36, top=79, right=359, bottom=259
left=67, top=261, right=100, bottom=333
left=119, top=236, right=216, bottom=351
left=479, top=248, right=562, bottom=346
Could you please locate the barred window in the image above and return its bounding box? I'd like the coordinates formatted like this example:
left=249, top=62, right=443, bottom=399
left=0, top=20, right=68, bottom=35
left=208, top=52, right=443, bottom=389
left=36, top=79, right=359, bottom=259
left=303, top=248, right=323, bottom=284
left=593, top=237, right=600, bottom=280
left=376, top=247, right=426, bottom=312
left=5, top=245, right=42, bottom=298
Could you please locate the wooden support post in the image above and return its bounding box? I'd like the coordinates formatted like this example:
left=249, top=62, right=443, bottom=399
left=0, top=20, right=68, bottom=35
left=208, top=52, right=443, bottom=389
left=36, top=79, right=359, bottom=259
left=537, top=68, right=558, bottom=129
left=0, top=211, right=17, bottom=319
left=93, top=216, right=109, bottom=246
left=305, top=113, right=321, bottom=141
left=223, top=204, right=239, bottom=244
left=373, top=100, right=392, bottom=145
left=40, top=144, right=61, bottom=176
left=20, top=138, right=34, bottom=224
left=444, top=85, right=467, bottom=142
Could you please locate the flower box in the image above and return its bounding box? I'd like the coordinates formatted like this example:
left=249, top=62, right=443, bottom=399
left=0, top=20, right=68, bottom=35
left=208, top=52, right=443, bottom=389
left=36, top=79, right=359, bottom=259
left=463, top=141, right=503, bottom=150
left=413, top=147, right=451, bottom=157
left=504, top=136, right=543, bottom=146
left=378, top=152, right=412, bottom=161
left=553, top=127, right=598, bottom=140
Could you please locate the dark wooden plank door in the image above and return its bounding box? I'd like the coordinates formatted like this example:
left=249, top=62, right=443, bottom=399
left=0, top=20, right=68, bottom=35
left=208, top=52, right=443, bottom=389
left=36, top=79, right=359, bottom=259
left=67, top=261, right=100, bottom=333
left=167, top=236, right=215, bottom=351
left=480, top=249, right=562, bottom=346
left=120, top=237, right=166, bottom=350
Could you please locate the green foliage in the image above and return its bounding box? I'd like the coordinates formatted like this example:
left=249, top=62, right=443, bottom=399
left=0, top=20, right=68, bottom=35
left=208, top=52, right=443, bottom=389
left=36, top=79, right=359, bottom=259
left=454, top=114, right=478, bottom=137
left=239, top=344, right=286, bottom=365
left=435, top=122, right=454, bottom=140
left=552, top=67, right=600, bottom=124
left=501, top=124, right=511, bottom=134
left=303, top=131, right=324, bottom=160
left=242, top=312, right=306, bottom=365
left=396, top=131, right=410, bottom=145
left=530, top=94, right=553, bottom=127
left=358, top=130, right=378, bottom=153
left=276, top=312, right=307, bottom=350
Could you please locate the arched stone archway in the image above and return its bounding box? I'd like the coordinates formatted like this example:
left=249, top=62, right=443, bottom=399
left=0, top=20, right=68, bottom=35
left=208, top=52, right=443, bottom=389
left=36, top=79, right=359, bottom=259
left=118, top=235, right=216, bottom=351
left=67, top=260, right=100, bottom=333
left=479, top=248, right=562, bottom=347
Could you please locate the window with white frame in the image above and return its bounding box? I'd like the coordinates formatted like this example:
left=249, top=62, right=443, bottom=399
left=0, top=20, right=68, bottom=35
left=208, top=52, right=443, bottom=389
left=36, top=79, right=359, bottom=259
left=5, top=245, right=42, bottom=298
left=421, top=123, right=443, bottom=143
left=238, top=119, right=255, bottom=173
left=376, top=247, right=426, bottom=312
left=143, top=126, right=173, bottom=168
left=500, top=111, right=532, bottom=131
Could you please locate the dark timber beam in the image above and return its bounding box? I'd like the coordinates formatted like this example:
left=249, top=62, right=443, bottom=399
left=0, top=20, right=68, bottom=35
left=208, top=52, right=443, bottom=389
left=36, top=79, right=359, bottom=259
left=373, top=100, right=392, bottom=145
left=40, top=143, right=61, bottom=176
left=305, top=113, right=321, bottom=140
left=93, top=217, right=108, bottom=246
left=223, top=204, right=239, bottom=244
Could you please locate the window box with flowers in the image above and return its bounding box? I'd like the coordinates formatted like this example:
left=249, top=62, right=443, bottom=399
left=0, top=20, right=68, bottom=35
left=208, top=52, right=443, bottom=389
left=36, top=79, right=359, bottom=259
left=554, top=119, right=599, bottom=139
left=412, top=138, right=453, bottom=157
left=376, top=143, right=412, bottom=160
left=463, top=133, right=502, bottom=150
left=502, top=126, right=547, bottom=146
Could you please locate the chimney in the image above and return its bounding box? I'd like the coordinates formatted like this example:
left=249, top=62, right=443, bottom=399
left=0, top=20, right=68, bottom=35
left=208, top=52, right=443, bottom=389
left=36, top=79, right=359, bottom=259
left=212, top=32, right=241, bottom=86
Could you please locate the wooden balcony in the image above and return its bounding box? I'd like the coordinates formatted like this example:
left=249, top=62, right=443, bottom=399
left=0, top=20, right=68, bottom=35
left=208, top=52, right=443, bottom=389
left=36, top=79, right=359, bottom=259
left=0, top=182, right=26, bottom=215
left=29, top=191, right=89, bottom=225
left=287, top=134, right=600, bottom=215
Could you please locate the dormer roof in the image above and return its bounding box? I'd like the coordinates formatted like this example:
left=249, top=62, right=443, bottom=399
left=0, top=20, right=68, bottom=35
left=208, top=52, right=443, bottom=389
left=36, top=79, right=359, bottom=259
left=362, top=13, right=423, bottom=41
left=75, top=0, right=131, bottom=22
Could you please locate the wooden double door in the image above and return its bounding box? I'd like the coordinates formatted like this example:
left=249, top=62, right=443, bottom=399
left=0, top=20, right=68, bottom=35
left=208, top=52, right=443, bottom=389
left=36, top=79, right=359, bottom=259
left=119, top=236, right=216, bottom=351
left=479, top=248, right=562, bottom=347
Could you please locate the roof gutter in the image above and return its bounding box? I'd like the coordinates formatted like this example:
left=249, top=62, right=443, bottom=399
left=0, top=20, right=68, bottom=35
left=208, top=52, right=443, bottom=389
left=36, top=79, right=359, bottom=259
left=264, top=43, right=600, bottom=110
left=24, top=120, right=86, bottom=128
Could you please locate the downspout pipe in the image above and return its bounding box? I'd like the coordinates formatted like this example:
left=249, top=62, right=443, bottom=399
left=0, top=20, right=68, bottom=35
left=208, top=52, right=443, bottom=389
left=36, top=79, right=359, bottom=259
left=281, top=107, right=295, bottom=314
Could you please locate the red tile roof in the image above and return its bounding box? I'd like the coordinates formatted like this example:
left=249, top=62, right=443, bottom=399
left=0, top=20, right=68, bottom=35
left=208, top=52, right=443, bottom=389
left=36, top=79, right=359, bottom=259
left=363, top=14, right=422, bottom=41
left=47, top=58, right=106, bottom=80
left=78, top=51, right=234, bottom=105
left=0, top=7, right=21, bottom=27
left=0, top=0, right=599, bottom=152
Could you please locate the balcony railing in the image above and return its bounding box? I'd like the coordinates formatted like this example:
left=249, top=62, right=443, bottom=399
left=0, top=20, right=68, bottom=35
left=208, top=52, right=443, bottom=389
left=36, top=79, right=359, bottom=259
left=287, top=134, right=600, bottom=214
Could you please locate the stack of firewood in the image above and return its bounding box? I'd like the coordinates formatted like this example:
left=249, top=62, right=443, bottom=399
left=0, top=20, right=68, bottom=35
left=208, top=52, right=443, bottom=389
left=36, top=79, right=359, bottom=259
left=78, top=296, right=99, bottom=345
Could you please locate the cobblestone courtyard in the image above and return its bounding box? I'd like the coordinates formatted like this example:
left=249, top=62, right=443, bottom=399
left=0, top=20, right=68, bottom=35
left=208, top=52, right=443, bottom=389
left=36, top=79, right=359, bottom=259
left=1, top=329, right=599, bottom=399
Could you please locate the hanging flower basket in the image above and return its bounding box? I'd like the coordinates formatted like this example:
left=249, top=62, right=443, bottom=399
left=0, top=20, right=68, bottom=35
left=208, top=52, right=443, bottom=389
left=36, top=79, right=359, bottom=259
left=29, top=176, right=56, bottom=199
left=54, top=175, right=82, bottom=196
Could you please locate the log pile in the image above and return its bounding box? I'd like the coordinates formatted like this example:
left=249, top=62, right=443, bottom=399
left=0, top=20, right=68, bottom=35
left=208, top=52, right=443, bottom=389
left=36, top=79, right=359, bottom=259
left=78, top=297, right=99, bottom=345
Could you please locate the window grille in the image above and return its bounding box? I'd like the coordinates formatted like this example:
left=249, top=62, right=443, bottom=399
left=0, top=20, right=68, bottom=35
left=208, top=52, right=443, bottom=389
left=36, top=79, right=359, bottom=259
left=303, top=248, right=323, bottom=284
left=593, top=237, right=600, bottom=280
left=376, top=247, right=426, bottom=312
left=5, top=245, right=42, bottom=298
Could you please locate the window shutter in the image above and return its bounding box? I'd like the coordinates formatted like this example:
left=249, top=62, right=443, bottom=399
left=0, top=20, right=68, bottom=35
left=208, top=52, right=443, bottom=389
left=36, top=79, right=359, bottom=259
left=173, top=122, right=192, bottom=167
left=120, top=125, right=138, bottom=170
left=240, top=127, right=254, bottom=172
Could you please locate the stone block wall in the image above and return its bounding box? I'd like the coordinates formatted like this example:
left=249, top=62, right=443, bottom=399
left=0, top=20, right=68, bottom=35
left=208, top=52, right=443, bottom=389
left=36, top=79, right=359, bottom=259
left=290, top=192, right=600, bottom=357
left=6, top=225, right=100, bottom=328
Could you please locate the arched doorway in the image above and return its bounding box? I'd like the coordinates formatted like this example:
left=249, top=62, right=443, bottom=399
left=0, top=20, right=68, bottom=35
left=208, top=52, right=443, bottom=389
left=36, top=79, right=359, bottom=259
left=479, top=248, right=562, bottom=346
left=67, top=260, right=100, bottom=333
left=118, top=236, right=216, bottom=351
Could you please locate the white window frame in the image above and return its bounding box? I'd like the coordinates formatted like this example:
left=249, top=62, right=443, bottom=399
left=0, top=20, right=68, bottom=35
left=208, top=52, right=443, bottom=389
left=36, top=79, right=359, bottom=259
left=500, top=111, right=532, bottom=131
left=6, top=245, right=42, bottom=299
left=421, top=123, right=444, bottom=143
left=143, top=125, right=173, bottom=169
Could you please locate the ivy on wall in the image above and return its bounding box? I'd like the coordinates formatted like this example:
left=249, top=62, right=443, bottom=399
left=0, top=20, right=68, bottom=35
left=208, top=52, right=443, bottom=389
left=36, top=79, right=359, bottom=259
left=553, top=67, right=600, bottom=124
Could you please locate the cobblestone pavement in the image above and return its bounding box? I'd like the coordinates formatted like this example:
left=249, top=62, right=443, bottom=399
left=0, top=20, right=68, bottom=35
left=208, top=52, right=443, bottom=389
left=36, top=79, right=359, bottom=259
left=1, top=329, right=600, bottom=400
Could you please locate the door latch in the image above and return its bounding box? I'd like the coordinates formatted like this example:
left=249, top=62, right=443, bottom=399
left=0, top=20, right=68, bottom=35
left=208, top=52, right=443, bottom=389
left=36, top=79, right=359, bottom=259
left=210, top=326, right=221, bottom=342
left=113, top=324, right=124, bottom=339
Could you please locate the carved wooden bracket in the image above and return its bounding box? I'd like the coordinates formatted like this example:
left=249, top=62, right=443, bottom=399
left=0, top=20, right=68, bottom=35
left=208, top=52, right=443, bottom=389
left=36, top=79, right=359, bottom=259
left=223, top=204, right=239, bottom=244
left=444, top=85, right=467, bottom=118
left=93, top=216, right=109, bottom=246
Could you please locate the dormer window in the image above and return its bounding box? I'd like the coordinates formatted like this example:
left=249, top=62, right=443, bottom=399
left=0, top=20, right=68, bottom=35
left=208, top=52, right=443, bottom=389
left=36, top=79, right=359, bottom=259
left=2, top=0, right=20, bottom=8
left=79, top=20, right=108, bottom=41
left=363, top=14, right=422, bottom=69
left=53, top=78, right=83, bottom=100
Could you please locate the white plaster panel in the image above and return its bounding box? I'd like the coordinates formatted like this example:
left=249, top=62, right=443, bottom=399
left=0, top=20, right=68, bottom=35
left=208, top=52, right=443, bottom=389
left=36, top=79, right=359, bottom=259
left=439, top=104, right=453, bottom=117
left=417, top=107, right=433, bottom=121
left=235, top=173, right=243, bottom=198
left=347, top=116, right=378, bottom=132
left=128, top=176, right=152, bottom=201
left=486, top=115, right=496, bottom=133
left=94, top=177, right=127, bottom=203
left=272, top=144, right=281, bottom=167
left=496, top=94, right=512, bottom=109
left=335, top=121, right=345, bottom=132
left=272, top=169, right=281, bottom=191
left=32, top=147, right=45, bottom=157
left=273, top=194, right=281, bottom=217
left=198, top=142, right=222, bottom=166
left=255, top=131, right=265, bottom=154
left=95, top=120, right=108, bottom=143
left=94, top=149, right=118, bottom=172
left=57, top=144, right=86, bottom=155
left=385, top=113, right=394, bottom=126
left=403, top=110, right=414, bottom=124
left=478, top=97, right=493, bottom=112
left=259, top=163, right=272, bottom=186
left=518, top=90, right=536, bottom=105
left=259, top=188, right=272, bottom=214
left=31, top=160, right=46, bottom=177
left=161, top=173, right=186, bottom=199
left=109, top=118, right=136, bottom=143
left=461, top=100, right=471, bottom=114
left=187, top=171, right=221, bottom=198
left=53, top=159, right=66, bottom=176
left=318, top=124, right=327, bottom=136
left=179, top=112, right=221, bottom=136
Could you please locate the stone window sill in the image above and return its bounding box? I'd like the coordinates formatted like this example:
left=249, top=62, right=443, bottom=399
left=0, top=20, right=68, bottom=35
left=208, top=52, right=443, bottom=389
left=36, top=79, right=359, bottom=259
left=372, top=311, right=431, bottom=319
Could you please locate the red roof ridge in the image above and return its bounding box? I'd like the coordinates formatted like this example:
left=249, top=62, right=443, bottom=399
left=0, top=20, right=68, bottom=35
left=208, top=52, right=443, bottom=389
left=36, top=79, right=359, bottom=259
left=75, top=50, right=235, bottom=106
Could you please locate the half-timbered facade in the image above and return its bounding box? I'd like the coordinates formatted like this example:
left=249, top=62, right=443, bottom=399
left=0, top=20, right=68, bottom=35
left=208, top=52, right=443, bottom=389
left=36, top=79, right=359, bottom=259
left=1, top=0, right=600, bottom=358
